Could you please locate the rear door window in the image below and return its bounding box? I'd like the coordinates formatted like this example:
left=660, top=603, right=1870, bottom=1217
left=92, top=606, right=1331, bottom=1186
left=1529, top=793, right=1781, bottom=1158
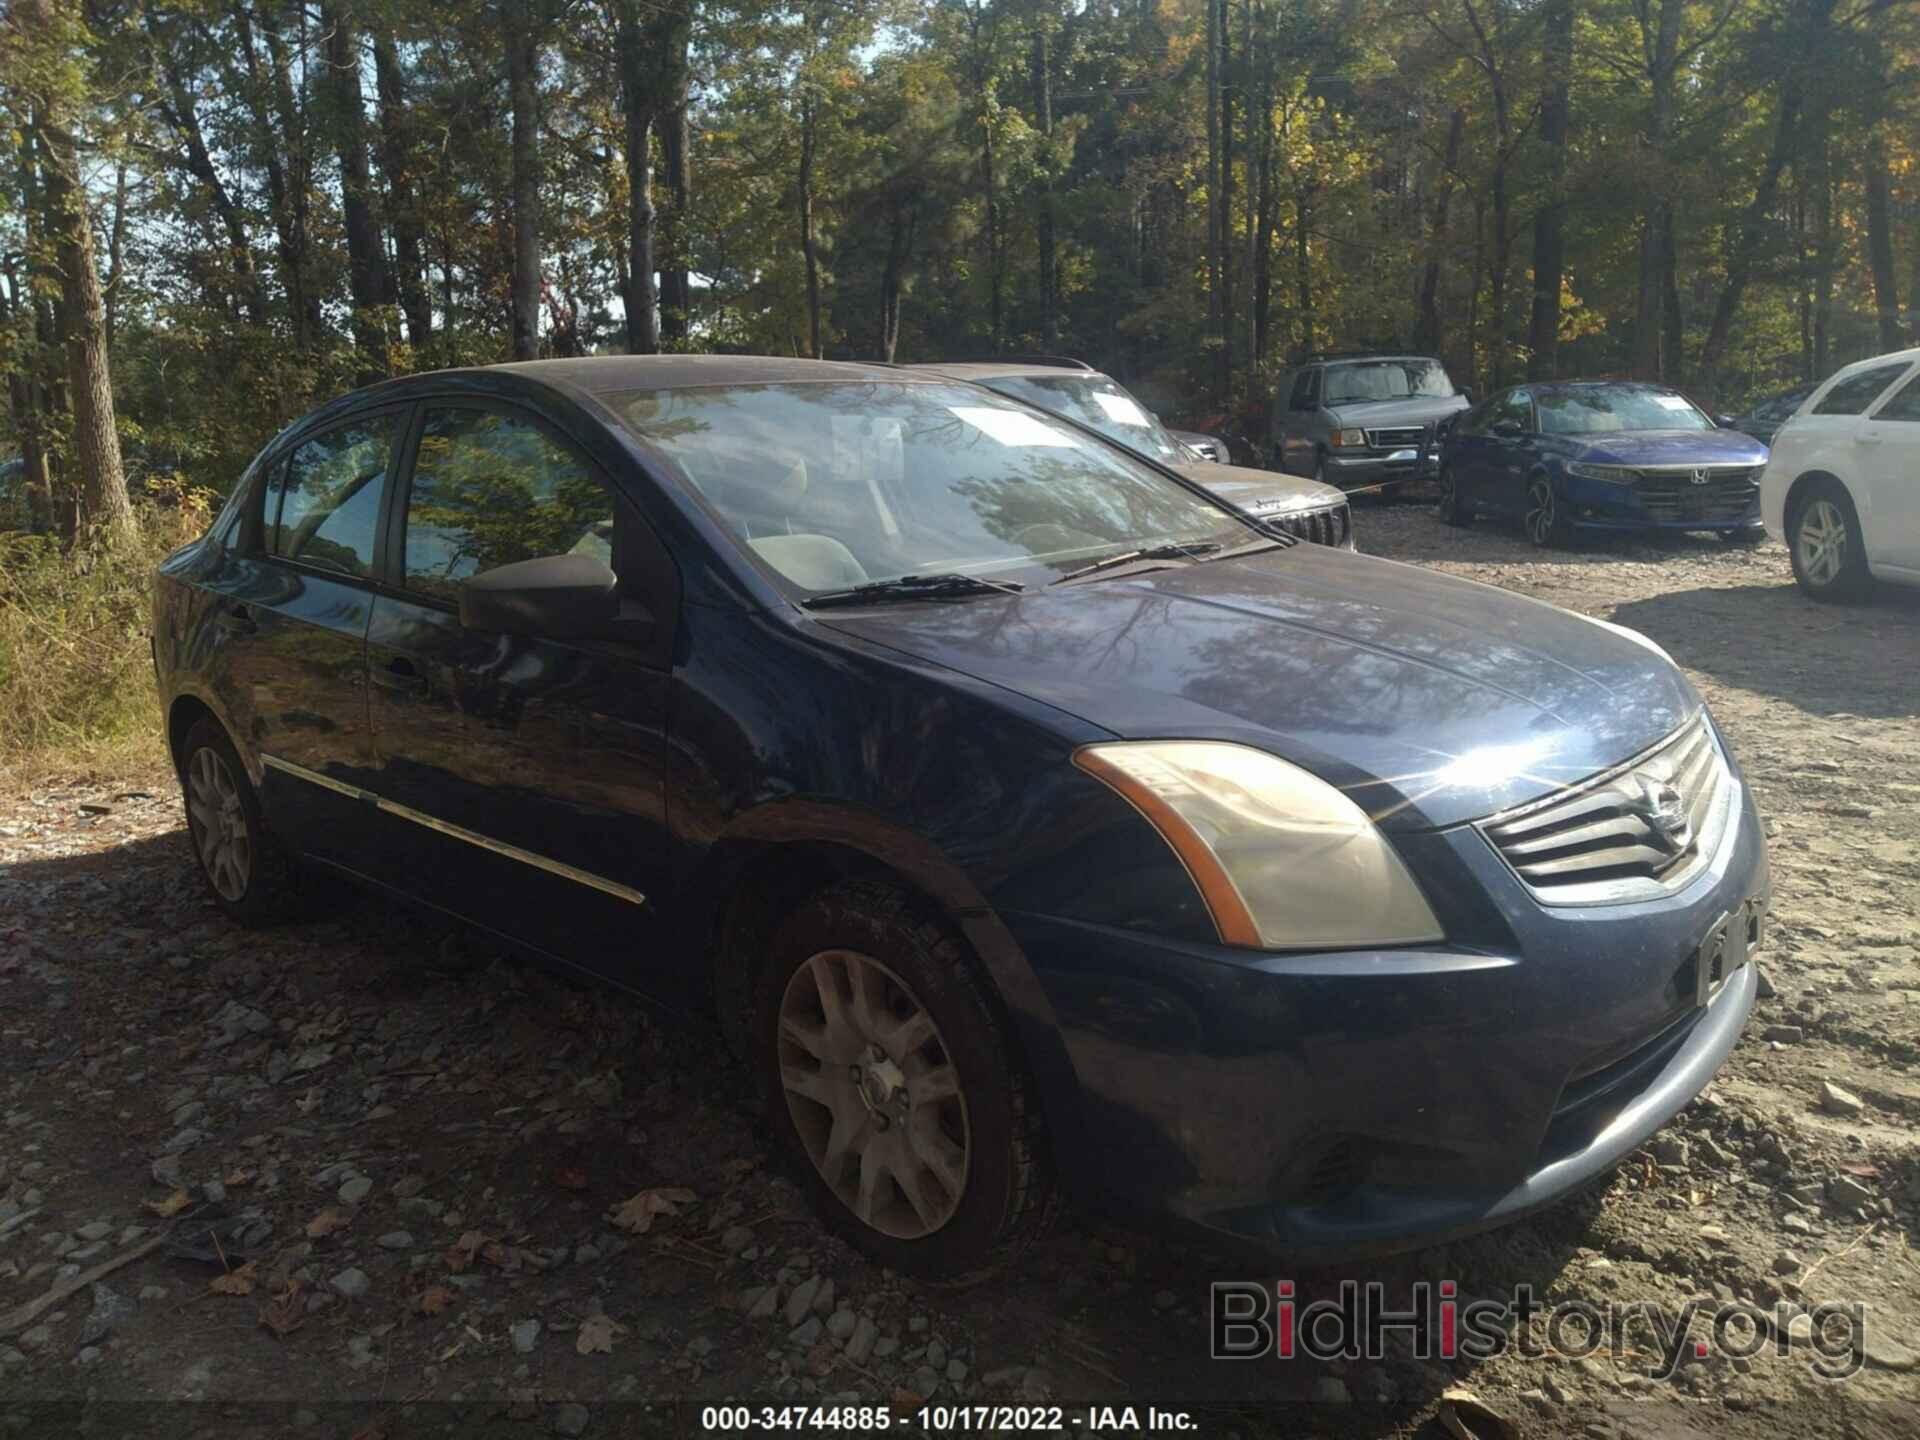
left=1868, top=370, right=1920, bottom=422
left=267, top=414, right=395, bottom=576
left=1289, top=370, right=1319, bottom=411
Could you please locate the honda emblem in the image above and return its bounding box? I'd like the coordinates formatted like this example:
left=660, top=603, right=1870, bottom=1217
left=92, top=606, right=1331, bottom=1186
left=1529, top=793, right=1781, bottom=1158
left=1690, top=468, right=1710, bottom=485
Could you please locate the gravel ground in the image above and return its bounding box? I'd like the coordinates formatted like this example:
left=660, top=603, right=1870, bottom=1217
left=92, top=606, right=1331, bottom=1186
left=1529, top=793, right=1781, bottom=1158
left=2, top=503, right=1918, bottom=1438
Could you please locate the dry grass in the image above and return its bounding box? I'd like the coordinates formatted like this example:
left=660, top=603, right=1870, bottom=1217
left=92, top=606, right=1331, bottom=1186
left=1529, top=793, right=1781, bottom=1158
left=0, top=506, right=209, bottom=793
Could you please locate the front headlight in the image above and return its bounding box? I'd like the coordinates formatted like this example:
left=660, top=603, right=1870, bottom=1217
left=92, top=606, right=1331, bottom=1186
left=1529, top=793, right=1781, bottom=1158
left=1330, top=428, right=1369, bottom=449
left=1565, top=462, right=1638, bottom=484
left=1073, top=742, right=1444, bottom=950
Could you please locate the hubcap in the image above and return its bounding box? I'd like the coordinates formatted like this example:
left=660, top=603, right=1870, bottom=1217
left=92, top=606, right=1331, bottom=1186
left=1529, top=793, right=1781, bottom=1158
left=186, top=747, right=251, bottom=901
left=777, top=950, right=970, bottom=1240
left=1526, top=481, right=1555, bottom=545
left=1796, top=500, right=1848, bottom=586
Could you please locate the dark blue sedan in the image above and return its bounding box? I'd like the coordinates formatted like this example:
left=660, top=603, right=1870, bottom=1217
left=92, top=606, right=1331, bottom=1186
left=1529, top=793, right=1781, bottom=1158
left=152, top=357, right=1768, bottom=1277
left=1436, top=381, right=1770, bottom=547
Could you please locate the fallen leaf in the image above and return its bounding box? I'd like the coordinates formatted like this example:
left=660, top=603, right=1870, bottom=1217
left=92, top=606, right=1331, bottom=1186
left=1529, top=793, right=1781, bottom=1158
left=552, top=1165, right=589, bottom=1191
left=348, top=1427, right=386, bottom=1440
left=260, top=1281, right=305, bottom=1337
left=805, top=1338, right=837, bottom=1377
left=575, top=1312, right=625, bottom=1355
left=223, top=1168, right=256, bottom=1188
left=209, top=1261, right=259, bottom=1296
left=607, top=1186, right=697, bottom=1234
left=145, top=1187, right=192, bottom=1218
left=445, top=1231, right=485, bottom=1273
left=891, top=1388, right=925, bottom=1411
left=417, top=1284, right=456, bottom=1316
left=306, top=1206, right=352, bottom=1238
left=480, top=1239, right=523, bottom=1271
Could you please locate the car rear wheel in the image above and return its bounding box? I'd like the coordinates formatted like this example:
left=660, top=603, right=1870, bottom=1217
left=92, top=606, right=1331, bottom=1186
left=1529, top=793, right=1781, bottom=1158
left=1788, top=483, right=1871, bottom=602
left=757, top=881, right=1055, bottom=1284
left=1437, top=465, right=1472, bottom=527
left=178, top=718, right=302, bottom=925
left=1524, top=476, right=1573, bottom=549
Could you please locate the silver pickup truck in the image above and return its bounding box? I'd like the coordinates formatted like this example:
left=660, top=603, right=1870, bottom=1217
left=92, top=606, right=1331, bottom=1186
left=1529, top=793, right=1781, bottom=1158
left=1269, top=352, right=1472, bottom=495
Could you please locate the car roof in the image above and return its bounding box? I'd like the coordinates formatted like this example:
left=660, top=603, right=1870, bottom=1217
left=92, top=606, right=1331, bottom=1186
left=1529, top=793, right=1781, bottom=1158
left=907, top=361, right=1113, bottom=383
left=1521, top=380, right=1682, bottom=394
left=1827, top=346, right=1920, bottom=380
left=345, top=355, right=930, bottom=405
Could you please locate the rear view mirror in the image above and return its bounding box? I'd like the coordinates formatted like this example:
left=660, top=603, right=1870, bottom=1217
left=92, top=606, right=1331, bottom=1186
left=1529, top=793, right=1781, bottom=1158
left=460, top=553, right=621, bottom=638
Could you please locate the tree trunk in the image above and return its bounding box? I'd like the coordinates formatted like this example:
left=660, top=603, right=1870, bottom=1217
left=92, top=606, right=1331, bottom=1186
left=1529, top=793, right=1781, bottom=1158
left=507, top=0, right=543, bottom=362
left=105, top=160, right=128, bottom=347
left=1204, top=0, right=1223, bottom=395
left=1292, top=180, right=1313, bottom=353
left=1696, top=69, right=1806, bottom=398
left=1633, top=0, right=1683, bottom=380
left=1216, top=0, right=1233, bottom=400
left=1251, top=79, right=1277, bottom=364
left=983, top=114, right=1001, bottom=349
left=374, top=30, right=433, bottom=351
left=158, top=45, right=266, bottom=328
left=879, top=203, right=916, bottom=363
left=1864, top=129, right=1902, bottom=351
left=1660, top=208, right=1684, bottom=385
left=1032, top=25, right=1056, bottom=347
left=654, top=0, right=693, bottom=344
left=1525, top=0, right=1570, bottom=379
left=322, top=2, right=391, bottom=381
left=21, top=0, right=131, bottom=544
left=799, top=92, right=822, bottom=359
left=236, top=2, right=321, bottom=346
left=1415, top=106, right=1465, bottom=357
left=618, top=0, right=658, bottom=353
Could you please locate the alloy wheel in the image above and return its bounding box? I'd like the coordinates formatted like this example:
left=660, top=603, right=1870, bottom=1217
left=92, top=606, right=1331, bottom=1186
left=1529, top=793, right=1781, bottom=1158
left=1796, top=499, right=1848, bottom=588
left=777, top=949, right=970, bottom=1240
left=186, top=747, right=251, bottom=902
left=1525, top=480, right=1557, bottom=546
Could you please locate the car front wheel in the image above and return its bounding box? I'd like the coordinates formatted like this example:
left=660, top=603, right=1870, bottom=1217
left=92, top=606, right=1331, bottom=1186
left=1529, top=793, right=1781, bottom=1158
left=1788, top=483, right=1871, bottom=602
left=757, top=881, right=1055, bottom=1284
left=1437, top=465, right=1472, bottom=527
left=1525, top=476, right=1573, bottom=548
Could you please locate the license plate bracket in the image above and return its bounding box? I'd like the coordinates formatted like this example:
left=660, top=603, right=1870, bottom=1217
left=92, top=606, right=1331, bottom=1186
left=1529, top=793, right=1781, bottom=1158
left=1694, top=900, right=1761, bottom=1008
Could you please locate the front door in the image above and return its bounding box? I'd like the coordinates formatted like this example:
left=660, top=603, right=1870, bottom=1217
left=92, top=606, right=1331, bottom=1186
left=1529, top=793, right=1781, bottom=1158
left=1860, top=365, right=1920, bottom=573
left=230, top=409, right=402, bottom=863
left=364, top=403, right=674, bottom=983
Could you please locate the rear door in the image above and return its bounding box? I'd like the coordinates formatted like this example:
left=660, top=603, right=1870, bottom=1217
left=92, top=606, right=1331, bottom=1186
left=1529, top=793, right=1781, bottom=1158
left=1859, top=364, right=1920, bottom=573
left=222, top=408, right=403, bottom=863
left=363, top=401, right=676, bottom=982
left=1476, top=389, right=1535, bottom=515
left=1277, top=367, right=1320, bottom=475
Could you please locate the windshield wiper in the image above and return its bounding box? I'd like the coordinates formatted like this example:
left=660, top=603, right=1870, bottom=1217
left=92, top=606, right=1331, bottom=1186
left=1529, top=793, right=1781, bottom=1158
left=802, top=572, right=1025, bottom=609
left=1051, top=540, right=1226, bottom=586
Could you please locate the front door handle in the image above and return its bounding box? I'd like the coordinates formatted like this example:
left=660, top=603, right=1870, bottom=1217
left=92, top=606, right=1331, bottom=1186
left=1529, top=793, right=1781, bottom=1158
left=371, top=656, right=429, bottom=698
left=213, top=604, right=256, bottom=636
left=1854, top=431, right=1883, bottom=446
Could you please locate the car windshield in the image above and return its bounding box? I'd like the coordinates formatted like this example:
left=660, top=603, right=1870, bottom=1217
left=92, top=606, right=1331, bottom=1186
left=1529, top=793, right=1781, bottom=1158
left=604, top=381, right=1252, bottom=592
left=1535, top=386, right=1714, bottom=435
left=976, top=374, right=1186, bottom=463
left=1322, top=359, right=1455, bottom=404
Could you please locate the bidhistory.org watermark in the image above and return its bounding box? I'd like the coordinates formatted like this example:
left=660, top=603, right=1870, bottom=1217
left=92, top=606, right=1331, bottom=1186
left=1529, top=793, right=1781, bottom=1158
left=1212, top=1280, right=1867, bottom=1381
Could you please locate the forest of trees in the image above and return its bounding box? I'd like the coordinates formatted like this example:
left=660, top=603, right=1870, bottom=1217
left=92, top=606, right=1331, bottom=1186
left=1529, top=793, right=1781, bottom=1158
left=2, top=0, right=1917, bottom=541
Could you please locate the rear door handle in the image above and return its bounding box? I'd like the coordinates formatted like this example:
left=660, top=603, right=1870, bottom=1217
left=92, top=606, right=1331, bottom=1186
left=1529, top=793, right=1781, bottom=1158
left=213, top=604, right=256, bottom=635
left=371, top=656, right=429, bottom=698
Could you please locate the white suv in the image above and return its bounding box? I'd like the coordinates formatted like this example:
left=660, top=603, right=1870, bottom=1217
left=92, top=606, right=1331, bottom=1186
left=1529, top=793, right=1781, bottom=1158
left=1761, top=346, right=1920, bottom=601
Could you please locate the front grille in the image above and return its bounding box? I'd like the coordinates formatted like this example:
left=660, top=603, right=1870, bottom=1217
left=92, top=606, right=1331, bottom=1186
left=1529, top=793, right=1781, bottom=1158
left=1264, top=503, right=1350, bottom=548
left=1480, top=715, right=1734, bottom=905
left=1366, top=426, right=1425, bottom=449
left=1632, top=466, right=1760, bottom=522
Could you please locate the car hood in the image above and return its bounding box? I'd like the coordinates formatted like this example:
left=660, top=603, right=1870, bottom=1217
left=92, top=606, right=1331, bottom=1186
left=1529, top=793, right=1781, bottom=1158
left=816, top=547, right=1696, bottom=831
left=1170, top=462, right=1345, bottom=516
left=1563, top=429, right=1770, bottom=467
left=1325, top=395, right=1470, bottom=427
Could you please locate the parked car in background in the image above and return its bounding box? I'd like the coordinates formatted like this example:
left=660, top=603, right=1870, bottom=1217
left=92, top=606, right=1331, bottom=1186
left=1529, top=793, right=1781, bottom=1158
left=1761, top=346, right=1920, bottom=601
left=1435, top=381, right=1769, bottom=548
left=154, top=356, right=1765, bottom=1277
left=1167, top=427, right=1226, bottom=462
left=914, top=358, right=1352, bottom=548
left=1268, top=351, right=1471, bottom=493
left=1727, top=382, right=1816, bottom=447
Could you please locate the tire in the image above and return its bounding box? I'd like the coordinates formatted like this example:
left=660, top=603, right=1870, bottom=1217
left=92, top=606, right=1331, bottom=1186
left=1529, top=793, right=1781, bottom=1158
left=1437, top=465, right=1473, bottom=527
left=1524, top=474, right=1575, bottom=549
left=755, top=880, right=1056, bottom=1284
left=177, top=717, right=304, bottom=925
left=1787, top=481, right=1871, bottom=602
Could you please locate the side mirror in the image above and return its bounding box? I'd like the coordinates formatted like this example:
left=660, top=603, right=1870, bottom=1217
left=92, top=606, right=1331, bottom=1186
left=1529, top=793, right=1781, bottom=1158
left=1713, top=414, right=1738, bottom=429
left=460, top=553, right=622, bottom=638
left=1458, top=388, right=1474, bottom=404
left=1490, top=418, right=1527, bottom=438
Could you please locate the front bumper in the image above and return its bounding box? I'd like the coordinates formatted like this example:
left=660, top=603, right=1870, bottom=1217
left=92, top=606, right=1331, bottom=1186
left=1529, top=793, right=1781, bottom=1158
left=1561, top=474, right=1764, bottom=534
left=1321, top=448, right=1436, bottom=489
left=1004, top=766, right=1768, bottom=1261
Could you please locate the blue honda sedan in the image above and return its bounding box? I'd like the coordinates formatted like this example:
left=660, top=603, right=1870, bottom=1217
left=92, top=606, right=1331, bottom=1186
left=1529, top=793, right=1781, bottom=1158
left=1436, top=381, right=1769, bottom=547
left=153, top=357, right=1767, bottom=1277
